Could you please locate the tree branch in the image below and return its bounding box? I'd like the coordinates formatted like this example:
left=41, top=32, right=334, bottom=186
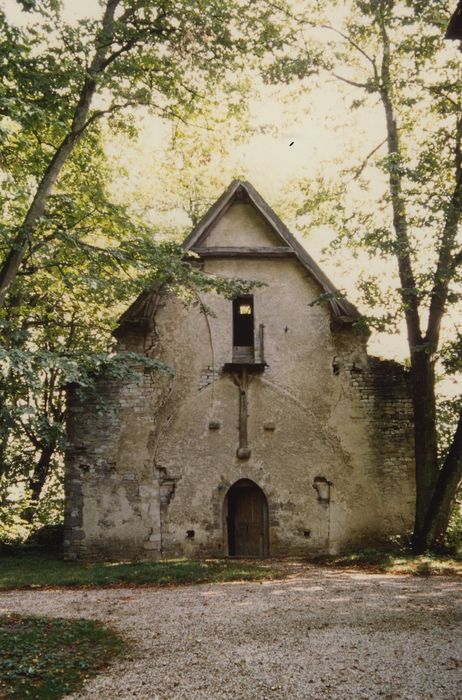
left=350, top=138, right=387, bottom=181
left=378, top=14, right=422, bottom=349
left=18, top=418, right=43, bottom=451
left=426, top=116, right=462, bottom=350
left=451, top=248, right=462, bottom=270
left=82, top=100, right=139, bottom=130
left=320, top=24, right=377, bottom=70
left=99, top=36, right=139, bottom=71
left=331, top=72, right=370, bottom=89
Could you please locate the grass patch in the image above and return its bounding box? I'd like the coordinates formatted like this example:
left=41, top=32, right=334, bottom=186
left=0, top=553, right=273, bottom=590
left=0, top=614, right=123, bottom=699
left=313, top=548, right=462, bottom=576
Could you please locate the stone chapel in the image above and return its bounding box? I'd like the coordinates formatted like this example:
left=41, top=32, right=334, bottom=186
left=64, top=180, right=415, bottom=559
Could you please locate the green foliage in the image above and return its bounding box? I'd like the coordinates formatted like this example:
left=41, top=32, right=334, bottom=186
left=444, top=495, right=462, bottom=554
left=437, top=397, right=462, bottom=462
left=441, top=335, right=462, bottom=376
left=438, top=397, right=462, bottom=553
left=0, top=0, right=290, bottom=533
left=0, top=614, right=124, bottom=700
left=279, top=0, right=462, bottom=546
left=288, top=0, right=461, bottom=316
left=0, top=500, right=35, bottom=545
left=263, top=52, right=324, bottom=84
left=0, top=554, right=272, bottom=589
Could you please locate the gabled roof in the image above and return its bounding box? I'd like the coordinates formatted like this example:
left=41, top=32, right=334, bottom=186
left=183, top=179, right=360, bottom=323
left=114, top=180, right=361, bottom=337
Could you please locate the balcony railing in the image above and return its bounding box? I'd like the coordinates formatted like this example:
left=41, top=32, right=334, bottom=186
left=225, top=324, right=266, bottom=372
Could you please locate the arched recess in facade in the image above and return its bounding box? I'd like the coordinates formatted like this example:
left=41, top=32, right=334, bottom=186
left=224, top=479, right=269, bottom=557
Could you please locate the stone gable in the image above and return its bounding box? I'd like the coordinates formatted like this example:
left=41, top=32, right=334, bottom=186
left=64, top=182, right=415, bottom=559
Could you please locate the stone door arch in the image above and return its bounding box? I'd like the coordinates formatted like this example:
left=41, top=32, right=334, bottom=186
left=225, top=479, right=269, bottom=556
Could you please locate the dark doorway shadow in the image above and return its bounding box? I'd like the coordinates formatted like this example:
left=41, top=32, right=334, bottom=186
left=225, top=479, right=269, bottom=556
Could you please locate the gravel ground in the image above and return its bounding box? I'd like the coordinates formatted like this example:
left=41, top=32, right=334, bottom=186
left=1, top=564, right=461, bottom=699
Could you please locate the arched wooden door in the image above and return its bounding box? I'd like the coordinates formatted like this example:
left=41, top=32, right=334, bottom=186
left=226, top=479, right=268, bottom=556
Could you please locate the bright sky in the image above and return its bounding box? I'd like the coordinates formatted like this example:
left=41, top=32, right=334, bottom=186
left=3, top=0, right=460, bottom=388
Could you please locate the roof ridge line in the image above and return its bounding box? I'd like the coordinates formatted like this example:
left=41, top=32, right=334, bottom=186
left=183, top=180, right=361, bottom=323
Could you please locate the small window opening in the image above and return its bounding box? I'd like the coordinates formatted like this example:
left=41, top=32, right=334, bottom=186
left=233, top=296, right=254, bottom=347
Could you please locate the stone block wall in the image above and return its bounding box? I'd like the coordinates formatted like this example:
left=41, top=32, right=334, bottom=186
left=331, top=347, right=415, bottom=546
left=64, top=194, right=416, bottom=559
left=64, top=331, right=416, bottom=560
left=64, top=370, right=169, bottom=559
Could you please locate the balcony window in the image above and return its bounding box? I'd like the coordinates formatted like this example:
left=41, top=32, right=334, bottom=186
left=232, top=296, right=254, bottom=362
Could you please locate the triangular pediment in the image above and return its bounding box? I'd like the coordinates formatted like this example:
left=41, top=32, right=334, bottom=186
left=183, top=180, right=360, bottom=323
left=198, top=201, right=286, bottom=248
left=114, top=182, right=360, bottom=338
left=183, top=181, right=289, bottom=252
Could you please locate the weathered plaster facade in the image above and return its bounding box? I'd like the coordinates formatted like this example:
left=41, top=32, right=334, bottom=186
left=65, top=181, right=415, bottom=559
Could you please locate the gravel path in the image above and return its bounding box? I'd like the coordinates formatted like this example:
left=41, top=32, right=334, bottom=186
left=1, top=565, right=461, bottom=699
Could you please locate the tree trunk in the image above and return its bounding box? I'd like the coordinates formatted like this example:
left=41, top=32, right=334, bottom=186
left=414, top=409, right=462, bottom=551
left=22, top=442, right=56, bottom=524
left=410, top=351, right=439, bottom=548
left=0, top=388, right=12, bottom=479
